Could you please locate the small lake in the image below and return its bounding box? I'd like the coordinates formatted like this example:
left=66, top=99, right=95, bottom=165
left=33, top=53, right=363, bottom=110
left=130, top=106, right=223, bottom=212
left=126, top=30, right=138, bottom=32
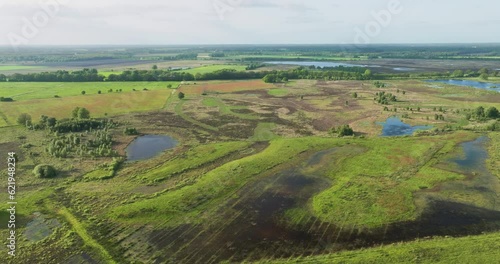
left=426, top=79, right=500, bottom=92
left=379, top=117, right=432, bottom=136
left=126, top=135, right=178, bottom=162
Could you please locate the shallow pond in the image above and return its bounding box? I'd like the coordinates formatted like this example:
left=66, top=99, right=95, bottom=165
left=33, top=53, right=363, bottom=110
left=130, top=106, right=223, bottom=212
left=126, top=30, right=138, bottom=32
left=426, top=79, right=500, bottom=92
left=379, top=117, right=432, bottom=136
left=126, top=135, right=178, bottom=162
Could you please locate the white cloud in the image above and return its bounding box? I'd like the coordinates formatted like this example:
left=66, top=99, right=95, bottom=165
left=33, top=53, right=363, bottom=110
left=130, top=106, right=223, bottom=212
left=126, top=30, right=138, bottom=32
left=0, top=0, right=499, bottom=45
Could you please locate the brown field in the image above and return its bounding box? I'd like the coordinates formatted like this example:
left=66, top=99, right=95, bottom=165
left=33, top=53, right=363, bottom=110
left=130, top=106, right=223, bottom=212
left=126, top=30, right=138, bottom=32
left=179, top=80, right=276, bottom=95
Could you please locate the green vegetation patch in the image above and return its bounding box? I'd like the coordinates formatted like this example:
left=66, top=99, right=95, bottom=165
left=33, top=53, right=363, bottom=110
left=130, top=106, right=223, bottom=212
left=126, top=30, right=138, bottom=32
left=202, top=97, right=258, bottom=120
left=182, top=64, right=247, bottom=75
left=136, top=141, right=251, bottom=183
left=312, top=132, right=477, bottom=228
left=267, top=88, right=289, bottom=97
left=251, top=122, right=279, bottom=141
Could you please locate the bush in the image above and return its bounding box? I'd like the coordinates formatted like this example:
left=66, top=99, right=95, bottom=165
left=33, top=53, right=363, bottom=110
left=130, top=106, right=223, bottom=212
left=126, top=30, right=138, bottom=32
left=17, top=113, right=32, bottom=126
left=178, top=92, right=185, bottom=99
left=124, top=127, right=139, bottom=135
left=329, top=125, right=355, bottom=137
left=0, top=97, right=14, bottom=102
left=33, top=164, right=57, bottom=178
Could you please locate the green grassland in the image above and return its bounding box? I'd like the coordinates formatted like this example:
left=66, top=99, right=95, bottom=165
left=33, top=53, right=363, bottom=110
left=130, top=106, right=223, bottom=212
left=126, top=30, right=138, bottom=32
left=0, top=89, right=174, bottom=125
left=0, top=65, right=45, bottom=71
left=0, top=81, right=179, bottom=101
left=181, top=64, right=247, bottom=74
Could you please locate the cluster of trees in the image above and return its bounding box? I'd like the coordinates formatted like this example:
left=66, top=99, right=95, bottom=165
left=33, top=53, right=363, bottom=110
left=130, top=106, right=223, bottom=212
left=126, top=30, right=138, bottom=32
left=45, top=129, right=117, bottom=158
left=52, top=119, right=113, bottom=133
left=452, top=68, right=499, bottom=79
left=263, top=74, right=288, bottom=83
left=246, top=63, right=265, bottom=70
left=465, top=106, right=499, bottom=121
left=435, top=114, right=445, bottom=121
left=329, top=125, right=355, bottom=137
left=374, top=91, right=397, bottom=105
left=18, top=107, right=115, bottom=133
left=2, top=69, right=104, bottom=82
left=72, top=107, right=91, bottom=119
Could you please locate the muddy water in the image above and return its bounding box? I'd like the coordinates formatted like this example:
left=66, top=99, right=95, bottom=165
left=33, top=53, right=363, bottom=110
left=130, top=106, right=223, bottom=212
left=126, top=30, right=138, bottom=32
left=150, top=138, right=500, bottom=263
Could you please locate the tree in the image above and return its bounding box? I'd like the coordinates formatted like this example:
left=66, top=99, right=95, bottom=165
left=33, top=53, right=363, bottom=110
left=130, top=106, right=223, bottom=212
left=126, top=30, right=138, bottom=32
left=33, top=164, right=57, bottom=178
left=480, top=73, right=489, bottom=80
left=352, top=92, right=358, bottom=99
left=78, top=107, right=91, bottom=119
left=72, top=107, right=81, bottom=118
left=475, top=106, right=485, bottom=119
left=486, top=107, right=499, bottom=119
left=337, top=125, right=354, bottom=137
left=152, top=65, right=158, bottom=70
left=167, top=84, right=172, bottom=88
left=364, top=69, right=372, bottom=79
left=98, top=90, right=102, bottom=94
left=72, top=107, right=90, bottom=119
left=81, top=91, right=86, bottom=95
left=178, top=92, right=185, bottom=100
left=452, top=70, right=464, bottom=78
left=17, top=113, right=32, bottom=126
left=479, top=68, right=489, bottom=75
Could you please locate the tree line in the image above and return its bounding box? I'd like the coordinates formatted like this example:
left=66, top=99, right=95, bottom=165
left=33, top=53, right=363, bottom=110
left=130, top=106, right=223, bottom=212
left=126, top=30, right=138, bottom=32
left=0, top=66, right=495, bottom=83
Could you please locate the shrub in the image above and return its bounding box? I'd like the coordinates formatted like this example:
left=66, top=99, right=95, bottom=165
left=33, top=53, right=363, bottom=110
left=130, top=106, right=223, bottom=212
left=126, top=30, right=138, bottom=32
left=329, top=125, right=355, bottom=137
left=33, top=164, right=57, bottom=178
left=124, top=127, right=139, bottom=135
left=17, top=113, right=32, bottom=126
left=0, top=97, right=14, bottom=102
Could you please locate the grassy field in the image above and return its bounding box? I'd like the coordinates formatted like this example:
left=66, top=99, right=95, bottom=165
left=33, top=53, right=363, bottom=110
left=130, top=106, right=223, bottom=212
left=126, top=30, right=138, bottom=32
left=0, top=65, right=46, bottom=71
left=0, top=89, right=173, bottom=125
left=0, top=81, right=180, bottom=101
left=181, top=64, right=247, bottom=74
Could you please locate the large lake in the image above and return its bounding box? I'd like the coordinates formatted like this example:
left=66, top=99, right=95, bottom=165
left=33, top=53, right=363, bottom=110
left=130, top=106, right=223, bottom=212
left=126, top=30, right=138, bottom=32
left=126, top=135, right=178, bottom=162
left=426, top=79, right=500, bottom=92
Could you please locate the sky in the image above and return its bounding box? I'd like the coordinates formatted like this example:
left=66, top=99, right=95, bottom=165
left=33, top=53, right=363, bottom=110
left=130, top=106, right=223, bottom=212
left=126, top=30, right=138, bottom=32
left=0, top=0, right=499, bottom=46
